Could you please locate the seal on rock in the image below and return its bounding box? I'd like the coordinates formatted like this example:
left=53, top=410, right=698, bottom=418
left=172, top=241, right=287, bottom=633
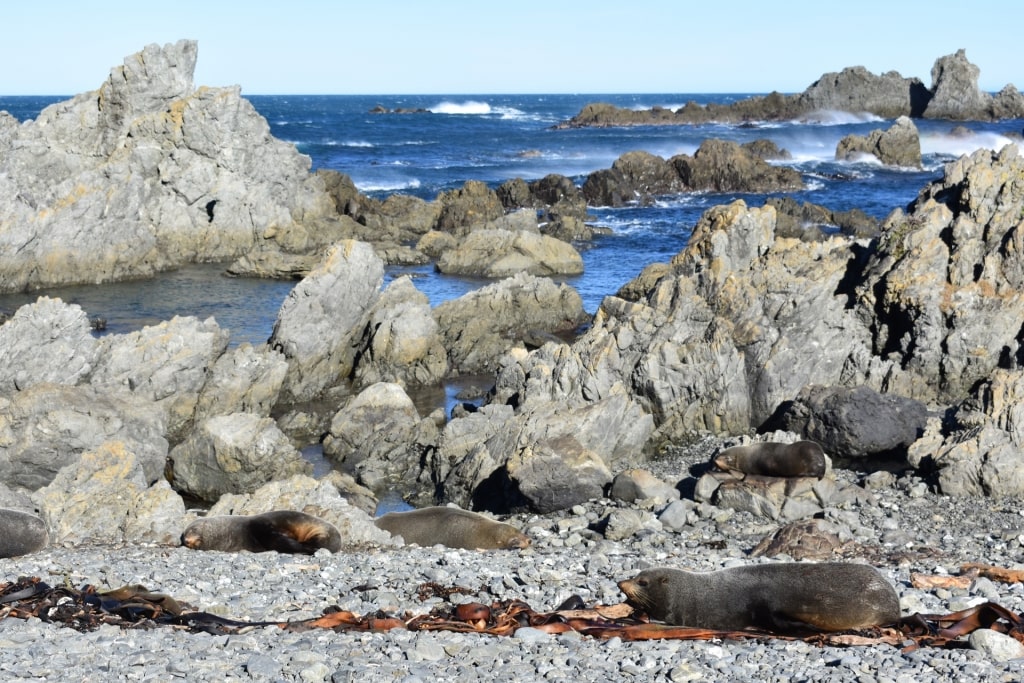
left=713, top=440, right=827, bottom=479
left=181, top=510, right=342, bottom=554
left=373, top=506, right=531, bottom=550
left=0, top=508, right=49, bottom=558
left=618, top=562, right=900, bottom=634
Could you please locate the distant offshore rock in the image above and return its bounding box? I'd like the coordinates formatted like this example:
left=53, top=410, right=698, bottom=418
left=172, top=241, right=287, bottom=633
left=558, top=49, right=1024, bottom=128
left=369, top=105, right=430, bottom=114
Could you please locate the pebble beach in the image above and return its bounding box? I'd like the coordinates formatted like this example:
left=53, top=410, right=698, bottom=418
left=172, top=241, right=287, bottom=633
left=2, top=446, right=1023, bottom=682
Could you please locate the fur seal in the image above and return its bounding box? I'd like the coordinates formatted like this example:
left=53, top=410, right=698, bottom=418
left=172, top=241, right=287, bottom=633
left=0, top=508, right=48, bottom=558
left=373, top=506, right=531, bottom=550
left=619, top=562, right=900, bottom=634
left=713, top=440, right=827, bottom=479
left=181, top=510, right=342, bottom=554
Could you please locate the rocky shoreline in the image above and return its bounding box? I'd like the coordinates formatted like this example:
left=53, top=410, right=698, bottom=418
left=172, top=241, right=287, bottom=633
left=2, top=40, right=1024, bottom=679
left=2, top=446, right=1024, bottom=680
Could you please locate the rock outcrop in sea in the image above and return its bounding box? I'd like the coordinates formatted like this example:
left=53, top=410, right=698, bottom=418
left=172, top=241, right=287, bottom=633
left=557, top=49, right=1024, bottom=127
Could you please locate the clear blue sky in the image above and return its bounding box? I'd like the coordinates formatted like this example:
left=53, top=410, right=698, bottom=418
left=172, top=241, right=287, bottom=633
left=3, top=1, right=1019, bottom=95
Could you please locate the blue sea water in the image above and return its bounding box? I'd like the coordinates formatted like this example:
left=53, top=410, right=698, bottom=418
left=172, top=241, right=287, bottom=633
left=1, top=93, right=1022, bottom=345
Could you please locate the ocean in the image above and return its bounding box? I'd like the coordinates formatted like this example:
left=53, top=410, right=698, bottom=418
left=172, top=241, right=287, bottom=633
left=1, top=93, right=1022, bottom=345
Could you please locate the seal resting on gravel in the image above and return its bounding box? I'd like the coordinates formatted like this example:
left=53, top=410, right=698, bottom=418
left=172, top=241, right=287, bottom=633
left=712, top=440, right=827, bottom=479
left=618, top=562, right=900, bottom=634
left=373, top=506, right=531, bottom=550
left=0, top=508, right=49, bottom=558
left=181, top=510, right=342, bottom=554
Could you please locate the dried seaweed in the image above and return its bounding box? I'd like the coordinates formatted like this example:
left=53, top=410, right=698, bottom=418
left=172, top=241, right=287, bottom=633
left=2, top=576, right=1022, bottom=651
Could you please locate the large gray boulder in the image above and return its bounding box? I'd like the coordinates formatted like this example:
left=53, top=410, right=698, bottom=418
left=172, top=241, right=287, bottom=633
left=32, top=440, right=185, bottom=546
left=436, top=372, right=652, bottom=513
left=269, top=240, right=384, bottom=404
left=797, top=65, right=928, bottom=118
left=836, top=116, right=922, bottom=168
left=923, top=49, right=990, bottom=120
left=433, top=272, right=589, bottom=375
left=0, top=297, right=100, bottom=392
left=766, top=384, right=930, bottom=460
left=167, top=413, right=311, bottom=502
left=89, top=315, right=230, bottom=443
left=436, top=228, right=584, bottom=277
left=321, top=382, right=440, bottom=502
left=0, top=40, right=339, bottom=292
left=192, top=343, right=289, bottom=422
left=0, top=383, right=168, bottom=491
left=351, top=276, right=448, bottom=389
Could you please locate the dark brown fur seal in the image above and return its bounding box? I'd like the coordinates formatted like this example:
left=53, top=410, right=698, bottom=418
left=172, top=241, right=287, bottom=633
left=373, top=506, right=531, bottom=550
left=181, top=510, right=342, bottom=554
left=619, top=562, right=900, bottom=634
left=713, top=440, right=827, bottom=478
left=0, top=508, right=48, bottom=558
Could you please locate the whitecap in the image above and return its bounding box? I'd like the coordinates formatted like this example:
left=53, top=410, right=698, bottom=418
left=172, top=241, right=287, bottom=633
left=493, top=106, right=529, bottom=120
left=798, top=110, right=885, bottom=125
left=338, top=140, right=374, bottom=148
left=355, top=179, right=422, bottom=192
left=429, top=100, right=492, bottom=115
left=921, top=131, right=1016, bottom=157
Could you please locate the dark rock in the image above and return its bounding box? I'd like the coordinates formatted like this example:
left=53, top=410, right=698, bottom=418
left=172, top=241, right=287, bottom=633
left=557, top=50, right=1022, bottom=128
left=672, top=139, right=804, bottom=193
left=836, top=116, right=922, bottom=168
left=763, top=385, right=930, bottom=461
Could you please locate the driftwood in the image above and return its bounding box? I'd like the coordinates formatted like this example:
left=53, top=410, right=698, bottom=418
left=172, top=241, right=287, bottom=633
left=2, top=576, right=1023, bottom=651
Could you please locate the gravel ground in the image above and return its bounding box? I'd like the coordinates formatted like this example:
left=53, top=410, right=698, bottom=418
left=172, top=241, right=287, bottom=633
left=2, top=443, right=1023, bottom=682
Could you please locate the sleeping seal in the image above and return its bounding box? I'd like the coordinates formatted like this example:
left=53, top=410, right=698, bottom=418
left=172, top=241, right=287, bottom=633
left=619, top=562, right=900, bottom=634
left=713, top=441, right=827, bottom=479
left=181, top=510, right=342, bottom=554
left=373, top=506, right=530, bottom=550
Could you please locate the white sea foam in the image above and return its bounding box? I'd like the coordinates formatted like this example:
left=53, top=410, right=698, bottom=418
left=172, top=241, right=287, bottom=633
left=799, top=110, right=885, bottom=125
left=338, top=140, right=374, bottom=148
left=429, top=100, right=492, bottom=115
left=355, top=178, right=422, bottom=192
left=921, top=131, right=1016, bottom=157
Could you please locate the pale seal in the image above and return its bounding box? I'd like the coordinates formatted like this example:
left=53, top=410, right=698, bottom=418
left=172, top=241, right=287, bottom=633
left=373, top=506, right=530, bottom=550
left=619, top=562, right=900, bottom=634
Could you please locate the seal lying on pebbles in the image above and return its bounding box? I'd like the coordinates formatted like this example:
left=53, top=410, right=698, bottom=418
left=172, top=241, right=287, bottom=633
left=618, top=562, right=900, bottom=634
left=373, top=506, right=531, bottom=550
left=181, top=510, right=342, bottom=554
left=0, top=508, right=49, bottom=558
left=713, top=441, right=827, bottom=478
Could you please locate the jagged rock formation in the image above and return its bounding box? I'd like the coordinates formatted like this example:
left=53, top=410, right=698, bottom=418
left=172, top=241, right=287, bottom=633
left=558, top=50, right=1024, bottom=128
left=836, top=116, right=922, bottom=168
left=0, top=40, right=339, bottom=292
left=491, top=144, right=1024, bottom=484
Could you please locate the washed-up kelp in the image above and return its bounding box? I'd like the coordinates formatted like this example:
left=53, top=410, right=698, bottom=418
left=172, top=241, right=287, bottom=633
left=1, top=576, right=1022, bottom=651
